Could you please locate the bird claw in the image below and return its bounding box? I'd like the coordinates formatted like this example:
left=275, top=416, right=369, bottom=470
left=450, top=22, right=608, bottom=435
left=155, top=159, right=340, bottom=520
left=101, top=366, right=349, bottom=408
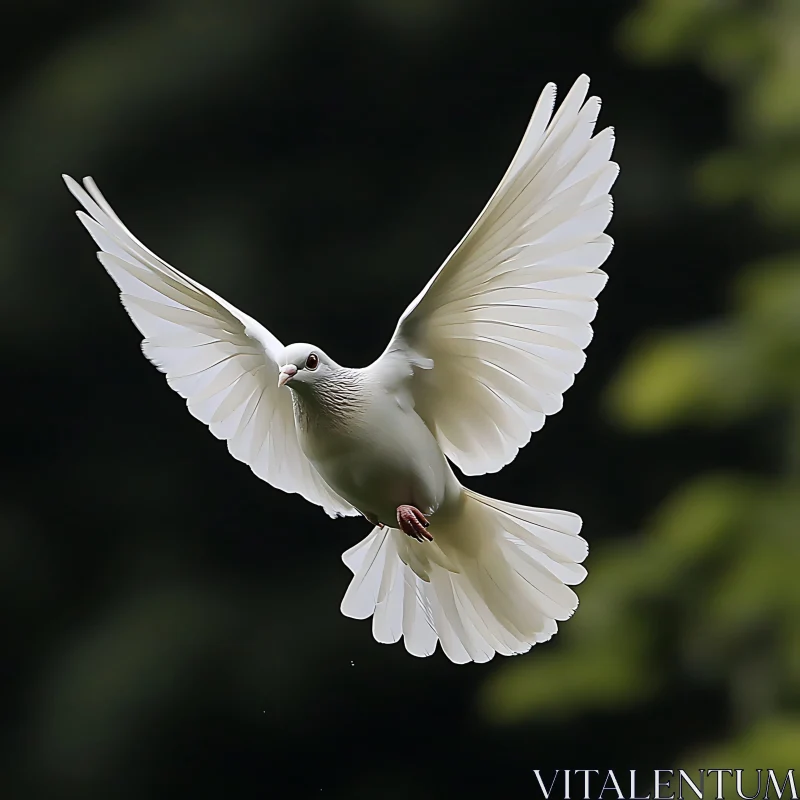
left=397, top=505, right=433, bottom=542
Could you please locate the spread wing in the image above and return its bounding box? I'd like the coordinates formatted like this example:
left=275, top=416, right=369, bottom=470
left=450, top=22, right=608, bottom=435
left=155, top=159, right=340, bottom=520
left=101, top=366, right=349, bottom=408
left=376, top=75, right=617, bottom=475
left=64, top=175, right=357, bottom=518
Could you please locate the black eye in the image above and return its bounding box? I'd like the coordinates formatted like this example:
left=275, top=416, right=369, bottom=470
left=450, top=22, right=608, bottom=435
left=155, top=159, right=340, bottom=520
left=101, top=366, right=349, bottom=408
left=305, top=353, right=319, bottom=370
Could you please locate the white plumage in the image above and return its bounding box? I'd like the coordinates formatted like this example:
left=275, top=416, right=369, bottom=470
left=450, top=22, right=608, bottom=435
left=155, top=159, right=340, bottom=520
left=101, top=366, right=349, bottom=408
left=65, top=74, right=616, bottom=663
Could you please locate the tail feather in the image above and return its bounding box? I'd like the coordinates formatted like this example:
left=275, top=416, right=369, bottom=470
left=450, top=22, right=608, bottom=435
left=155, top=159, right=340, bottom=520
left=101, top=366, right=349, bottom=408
left=340, top=488, right=588, bottom=663
left=401, top=571, right=437, bottom=657
left=452, top=578, right=518, bottom=656
left=340, top=527, right=389, bottom=620
left=372, top=534, right=403, bottom=644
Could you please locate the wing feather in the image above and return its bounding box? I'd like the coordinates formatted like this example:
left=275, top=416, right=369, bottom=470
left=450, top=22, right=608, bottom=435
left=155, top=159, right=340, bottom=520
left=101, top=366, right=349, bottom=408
left=375, top=75, right=616, bottom=475
left=65, top=175, right=356, bottom=518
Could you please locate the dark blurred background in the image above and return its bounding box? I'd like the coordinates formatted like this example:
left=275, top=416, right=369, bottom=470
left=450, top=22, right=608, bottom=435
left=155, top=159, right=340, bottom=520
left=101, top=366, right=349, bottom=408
left=2, top=0, right=799, bottom=797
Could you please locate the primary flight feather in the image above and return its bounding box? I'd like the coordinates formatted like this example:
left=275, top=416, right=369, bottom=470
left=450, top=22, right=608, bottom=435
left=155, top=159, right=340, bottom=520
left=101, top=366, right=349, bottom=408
left=65, top=74, right=616, bottom=663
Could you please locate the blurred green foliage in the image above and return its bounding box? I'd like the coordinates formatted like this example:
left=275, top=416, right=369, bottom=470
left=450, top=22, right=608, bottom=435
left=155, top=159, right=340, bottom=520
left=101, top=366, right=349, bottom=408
left=483, top=0, right=800, bottom=773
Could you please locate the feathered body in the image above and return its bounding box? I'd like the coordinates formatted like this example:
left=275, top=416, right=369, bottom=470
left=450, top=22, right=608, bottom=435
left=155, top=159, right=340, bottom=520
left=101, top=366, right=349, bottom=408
left=289, top=363, right=461, bottom=525
left=65, top=73, right=617, bottom=663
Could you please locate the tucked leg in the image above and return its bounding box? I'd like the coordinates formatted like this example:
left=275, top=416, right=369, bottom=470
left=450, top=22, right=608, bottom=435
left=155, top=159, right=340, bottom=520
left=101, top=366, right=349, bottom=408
left=397, top=504, right=432, bottom=542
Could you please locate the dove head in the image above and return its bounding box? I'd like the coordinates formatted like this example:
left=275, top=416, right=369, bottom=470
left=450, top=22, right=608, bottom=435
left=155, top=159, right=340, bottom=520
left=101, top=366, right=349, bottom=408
left=278, top=343, right=337, bottom=390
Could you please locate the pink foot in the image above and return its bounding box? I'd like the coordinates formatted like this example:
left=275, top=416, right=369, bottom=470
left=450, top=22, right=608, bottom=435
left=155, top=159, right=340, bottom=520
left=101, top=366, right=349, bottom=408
left=397, top=505, right=432, bottom=542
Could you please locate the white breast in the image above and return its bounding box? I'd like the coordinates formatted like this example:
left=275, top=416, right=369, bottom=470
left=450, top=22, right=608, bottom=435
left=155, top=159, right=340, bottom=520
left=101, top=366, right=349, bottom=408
left=294, top=384, right=458, bottom=525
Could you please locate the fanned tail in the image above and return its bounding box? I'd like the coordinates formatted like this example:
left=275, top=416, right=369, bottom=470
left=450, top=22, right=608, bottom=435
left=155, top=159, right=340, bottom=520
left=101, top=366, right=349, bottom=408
left=340, top=488, right=588, bottom=663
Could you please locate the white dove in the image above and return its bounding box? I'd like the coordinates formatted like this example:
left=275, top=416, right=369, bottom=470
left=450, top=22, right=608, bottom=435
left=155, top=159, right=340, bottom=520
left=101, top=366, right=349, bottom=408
left=64, top=74, right=616, bottom=664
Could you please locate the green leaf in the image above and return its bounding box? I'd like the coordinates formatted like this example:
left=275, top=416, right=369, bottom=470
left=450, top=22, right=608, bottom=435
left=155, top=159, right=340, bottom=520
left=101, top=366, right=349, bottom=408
left=606, top=326, right=767, bottom=429
left=479, top=626, right=655, bottom=724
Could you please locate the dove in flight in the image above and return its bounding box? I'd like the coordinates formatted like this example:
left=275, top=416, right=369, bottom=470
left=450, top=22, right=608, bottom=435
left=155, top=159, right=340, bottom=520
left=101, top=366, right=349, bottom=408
left=64, top=74, right=616, bottom=664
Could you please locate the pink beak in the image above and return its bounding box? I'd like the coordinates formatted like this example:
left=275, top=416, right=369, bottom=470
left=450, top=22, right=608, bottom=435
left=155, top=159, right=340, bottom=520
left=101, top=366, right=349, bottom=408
left=277, top=364, right=298, bottom=387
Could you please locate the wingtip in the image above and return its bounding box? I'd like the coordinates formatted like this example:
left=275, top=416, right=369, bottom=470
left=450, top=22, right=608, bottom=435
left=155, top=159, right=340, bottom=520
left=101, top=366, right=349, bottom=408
left=75, top=210, right=95, bottom=229
left=568, top=73, right=591, bottom=99
left=62, top=173, right=94, bottom=186
left=63, top=174, right=93, bottom=201
left=63, top=174, right=86, bottom=205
